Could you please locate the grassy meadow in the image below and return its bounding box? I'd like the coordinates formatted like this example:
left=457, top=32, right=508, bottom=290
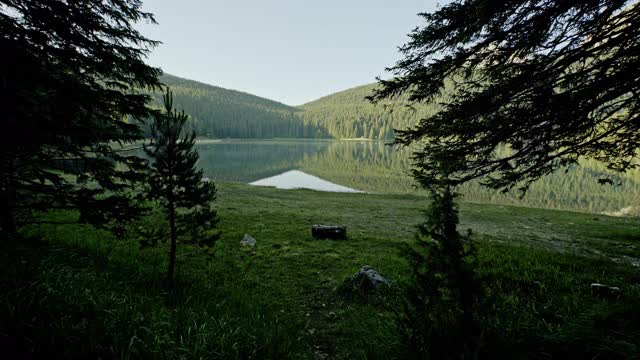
left=2, top=182, right=640, bottom=359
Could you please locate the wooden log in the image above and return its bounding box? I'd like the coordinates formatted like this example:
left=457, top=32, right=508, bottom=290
left=590, top=283, right=622, bottom=298
left=312, top=224, right=347, bottom=240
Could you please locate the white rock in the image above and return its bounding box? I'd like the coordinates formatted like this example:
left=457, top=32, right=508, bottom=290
left=241, top=234, right=256, bottom=247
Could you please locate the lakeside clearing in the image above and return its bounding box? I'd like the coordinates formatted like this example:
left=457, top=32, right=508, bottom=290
left=3, top=182, right=640, bottom=358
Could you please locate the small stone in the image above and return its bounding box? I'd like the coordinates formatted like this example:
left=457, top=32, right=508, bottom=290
left=341, top=266, right=391, bottom=295
left=240, top=234, right=256, bottom=247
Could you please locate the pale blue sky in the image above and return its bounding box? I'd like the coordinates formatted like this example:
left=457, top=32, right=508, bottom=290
left=137, top=0, right=444, bottom=106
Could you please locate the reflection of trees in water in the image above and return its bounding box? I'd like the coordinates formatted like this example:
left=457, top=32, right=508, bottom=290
left=195, top=141, right=330, bottom=183
left=296, top=142, right=640, bottom=214
left=193, top=140, right=640, bottom=213
left=298, top=141, right=417, bottom=193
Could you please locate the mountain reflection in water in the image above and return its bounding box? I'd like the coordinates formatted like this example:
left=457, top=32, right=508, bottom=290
left=249, top=170, right=363, bottom=193
left=191, top=139, right=640, bottom=214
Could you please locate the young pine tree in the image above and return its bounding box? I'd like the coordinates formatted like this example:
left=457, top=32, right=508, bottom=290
left=145, top=89, right=220, bottom=285
left=402, top=186, right=483, bottom=360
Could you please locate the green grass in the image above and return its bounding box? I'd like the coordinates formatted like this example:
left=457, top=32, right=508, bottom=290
left=2, top=182, right=640, bottom=358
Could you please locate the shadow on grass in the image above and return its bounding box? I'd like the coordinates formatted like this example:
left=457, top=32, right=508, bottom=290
left=0, top=239, right=305, bottom=359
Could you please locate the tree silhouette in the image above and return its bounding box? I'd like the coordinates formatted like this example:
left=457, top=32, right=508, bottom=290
left=0, top=0, right=161, bottom=235
left=371, top=0, right=640, bottom=193
left=366, top=2, right=640, bottom=357
left=402, top=187, right=482, bottom=359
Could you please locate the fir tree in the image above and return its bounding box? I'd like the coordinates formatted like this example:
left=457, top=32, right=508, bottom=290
left=402, top=186, right=482, bottom=359
left=368, top=1, right=640, bottom=358
left=0, top=0, right=161, bottom=236
left=144, top=89, right=220, bottom=284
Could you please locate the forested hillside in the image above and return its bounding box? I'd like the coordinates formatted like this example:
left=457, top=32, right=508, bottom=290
left=298, top=83, right=442, bottom=139
left=146, top=74, right=329, bottom=138
left=145, top=74, right=443, bottom=140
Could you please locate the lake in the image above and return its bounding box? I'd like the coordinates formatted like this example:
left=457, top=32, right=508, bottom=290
left=194, top=139, right=640, bottom=214
left=195, top=139, right=408, bottom=189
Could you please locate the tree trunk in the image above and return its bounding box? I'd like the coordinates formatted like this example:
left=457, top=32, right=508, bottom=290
left=166, top=197, right=177, bottom=286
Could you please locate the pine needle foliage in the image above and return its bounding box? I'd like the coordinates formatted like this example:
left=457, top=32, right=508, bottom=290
left=371, top=0, right=640, bottom=193
left=144, top=89, right=220, bottom=284
left=370, top=2, right=640, bottom=358
left=0, top=0, right=162, bottom=236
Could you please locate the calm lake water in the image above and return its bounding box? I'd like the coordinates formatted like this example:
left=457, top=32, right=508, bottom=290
left=195, top=140, right=402, bottom=190
left=193, top=139, right=640, bottom=214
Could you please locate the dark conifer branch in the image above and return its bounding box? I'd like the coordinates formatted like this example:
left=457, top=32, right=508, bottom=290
left=372, top=0, right=639, bottom=192
left=1, top=0, right=162, bottom=234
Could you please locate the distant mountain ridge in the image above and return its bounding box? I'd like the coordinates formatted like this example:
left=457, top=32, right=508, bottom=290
left=161, top=74, right=297, bottom=112
left=297, top=83, right=441, bottom=139
left=151, top=73, right=436, bottom=139
left=151, top=74, right=328, bottom=139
